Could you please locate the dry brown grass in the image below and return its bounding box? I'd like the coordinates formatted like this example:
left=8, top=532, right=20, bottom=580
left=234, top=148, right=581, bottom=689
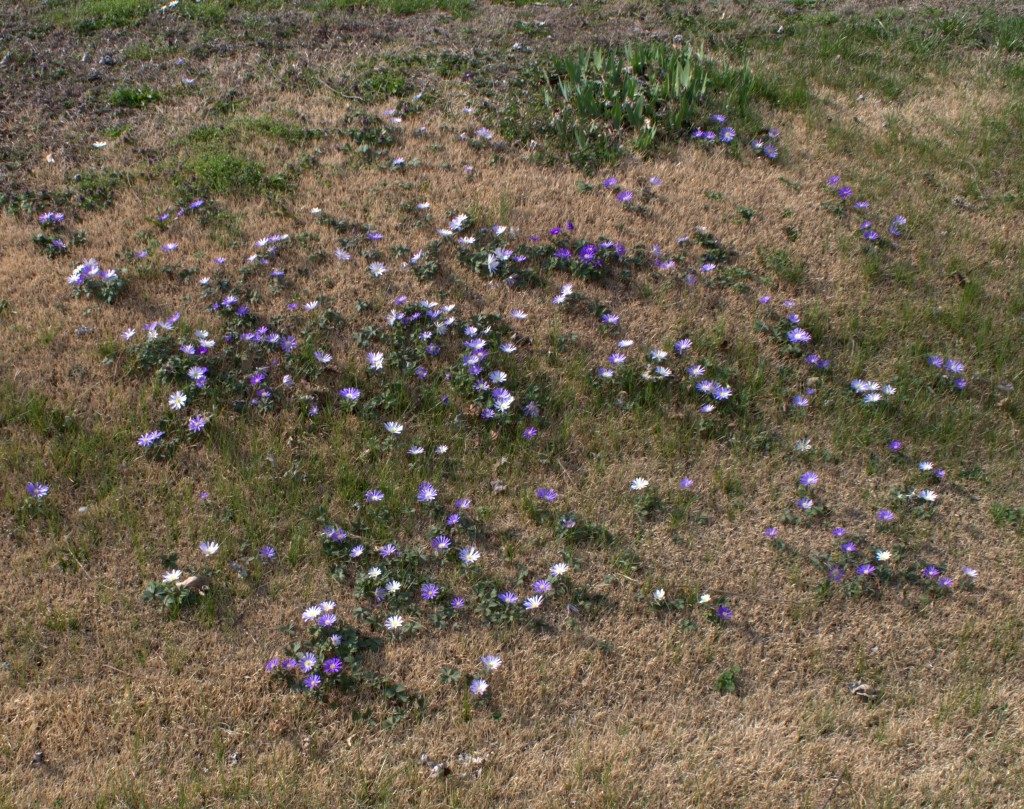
left=3, top=3, right=1024, bottom=808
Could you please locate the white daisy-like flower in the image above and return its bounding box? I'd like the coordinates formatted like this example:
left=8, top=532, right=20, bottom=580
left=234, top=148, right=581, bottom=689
left=162, top=569, right=183, bottom=585
left=876, top=550, right=892, bottom=562
left=384, top=615, right=404, bottom=631
left=198, top=541, right=219, bottom=557
left=630, top=477, right=650, bottom=491
left=550, top=562, right=570, bottom=578
left=481, top=655, right=502, bottom=672
left=168, top=391, right=187, bottom=411
left=652, top=588, right=666, bottom=602
left=523, top=595, right=543, bottom=610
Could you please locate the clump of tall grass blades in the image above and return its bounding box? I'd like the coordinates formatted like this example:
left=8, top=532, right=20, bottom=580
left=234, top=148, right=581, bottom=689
left=542, top=42, right=757, bottom=168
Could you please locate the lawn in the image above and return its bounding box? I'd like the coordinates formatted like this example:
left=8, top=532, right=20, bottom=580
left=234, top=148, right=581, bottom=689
left=1, top=1, right=1023, bottom=806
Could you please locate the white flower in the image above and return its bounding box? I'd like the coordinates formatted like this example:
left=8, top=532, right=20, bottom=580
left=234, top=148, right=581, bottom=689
left=523, top=595, right=543, bottom=610
left=385, top=580, right=402, bottom=594
left=652, top=589, right=666, bottom=602
left=369, top=262, right=388, bottom=277
left=162, top=569, right=183, bottom=585
left=550, top=562, right=570, bottom=578
left=876, top=550, right=892, bottom=562
left=918, top=489, right=938, bottom=502
left=199, top=541, right=219, bottom=557
left=481, top=655, right=502, bottom=672
left=384, top=615, right=404, bottom=630
left=302, top=605, right=323, bottom=622
left=698, top=593, right=711, bottom=605
left=367, top=566, right=383, bottom=579
left=384, top=421, right=404, bottom=435
left=168, top=391, right=187, bottom=411
left=630, top=477, right=650, bottom=491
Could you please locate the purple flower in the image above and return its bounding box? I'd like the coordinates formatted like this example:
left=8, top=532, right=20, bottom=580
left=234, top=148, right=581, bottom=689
left=26, top=482, right=49, bottom=499
left=876, top=509, right=896, bottom=523
left=715, top=604, right=733, bottom=621
left=535, top=487, right=558, bottom=502
left=787, top=328, right=812, bottom=344
left=323, top=657, right=343, bottom=675
left=365, top=489, right=384, bottom=503
left=259, top=545, right=277, bottom=560
left=616, top=190, right=634, bottom=204
left=431, top=534, right=452, bottom=551
left=379, top=543, right=398, bottom=558
left=303, top=674, right=322, bottom=690
left=187, top=414, right=208, bottom=433
left=339, top=387, right=361, bottom=402
left=498, top=591, right=519, bottom=606
left=417, top=481, right=438, bottom=503
left=450, top=596, right=466, bottom=610
left=469, top=678, right=488, bottom=696
left=137, top=430, right=164, bottom=448
left=420, top=582, right=441, bottom=601
left=799, top=471, right=819, bottom=487
left=856, top=563, right=876, bottom=576
left=679, top=477, right=694, bottom=491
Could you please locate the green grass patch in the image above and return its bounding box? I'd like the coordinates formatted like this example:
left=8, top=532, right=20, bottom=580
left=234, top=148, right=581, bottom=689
left=172, top=147, right=284, bottom=198
left=109, top=85, right=162, bottom=109
left=165, top=115, right=320, bottom=198
left=53, top=0, right=156, bottom=32
left=317, top=0, right=474, bottom=15
left=72, top=169, right=129, bottom=210
left=186, top=115, right=321, bottom=147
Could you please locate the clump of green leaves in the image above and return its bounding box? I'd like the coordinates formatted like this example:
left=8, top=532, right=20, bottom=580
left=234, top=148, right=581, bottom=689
left=68, top=259, right=128, bottom=304
left=143, top=567, right=207, bottom=617
left=715, top=666, right=741, bottom=695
